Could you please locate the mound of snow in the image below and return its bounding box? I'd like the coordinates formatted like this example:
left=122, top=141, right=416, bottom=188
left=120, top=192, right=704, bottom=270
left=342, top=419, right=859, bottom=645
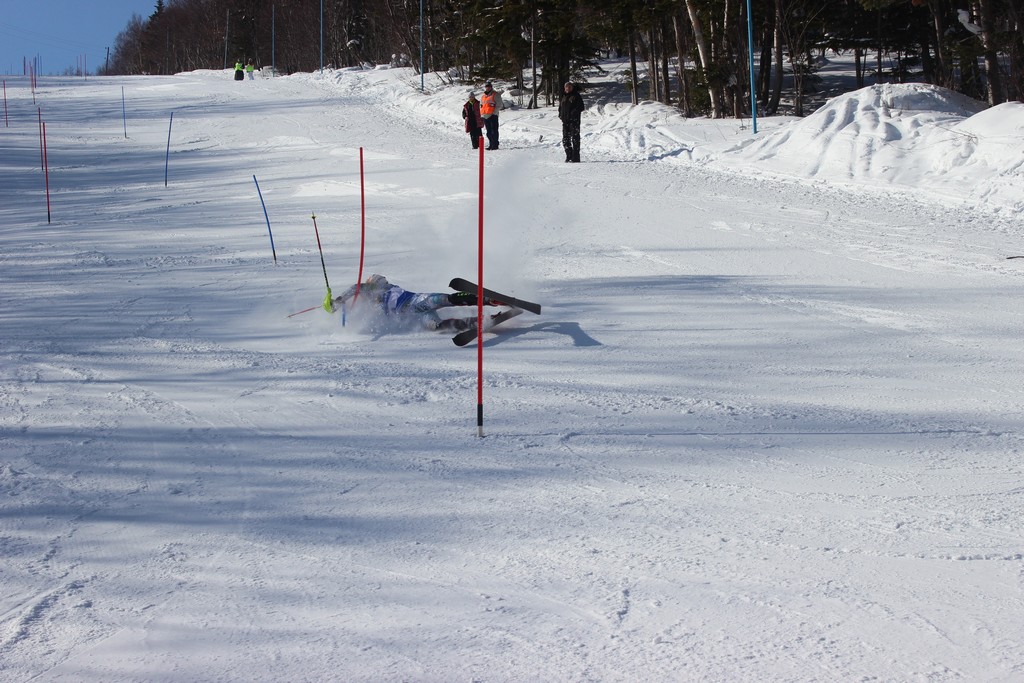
left=933, top=101, right=1024, bottom=209
left=719, top=83, right=1024, bottom=212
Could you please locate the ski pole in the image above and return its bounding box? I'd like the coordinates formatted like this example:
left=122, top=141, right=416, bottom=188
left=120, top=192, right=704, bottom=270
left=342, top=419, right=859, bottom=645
left=287, top=305, right=320, bottom=318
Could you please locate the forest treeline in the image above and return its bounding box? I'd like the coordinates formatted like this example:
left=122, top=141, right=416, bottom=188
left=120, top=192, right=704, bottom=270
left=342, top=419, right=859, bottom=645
left=101, top=0, right=1023, bottom=117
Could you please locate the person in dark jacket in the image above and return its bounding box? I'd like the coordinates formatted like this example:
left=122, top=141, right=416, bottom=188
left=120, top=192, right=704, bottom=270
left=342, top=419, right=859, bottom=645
left=462, top=91, right=485, bottom=149
left=558, top=81, right=584, bottom=163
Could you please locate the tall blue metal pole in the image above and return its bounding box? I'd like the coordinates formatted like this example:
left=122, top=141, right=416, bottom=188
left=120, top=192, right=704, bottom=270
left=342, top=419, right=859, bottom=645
left=746, top=0, right=758, bottom=134
left=320, top=0, right=324, bottom=73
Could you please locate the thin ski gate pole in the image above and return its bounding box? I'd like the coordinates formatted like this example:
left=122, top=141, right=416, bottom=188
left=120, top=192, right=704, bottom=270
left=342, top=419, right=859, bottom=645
left=42, top=120, right=51, bottom=224
left=164, top=112, right=174, bottom=186
left=355, top=146, right=366, bottom=302
left=476, top=138, right=485, bottom=437
left=253, top=175, right=277, bottom=263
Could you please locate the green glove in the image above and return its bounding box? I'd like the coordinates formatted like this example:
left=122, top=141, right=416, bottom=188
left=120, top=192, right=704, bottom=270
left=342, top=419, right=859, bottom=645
left=323, top=288, right=334, bottom=312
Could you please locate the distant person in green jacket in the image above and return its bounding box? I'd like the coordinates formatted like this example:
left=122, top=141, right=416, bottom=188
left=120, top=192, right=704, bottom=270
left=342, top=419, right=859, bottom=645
left=234, top=60, right=244, bottom=81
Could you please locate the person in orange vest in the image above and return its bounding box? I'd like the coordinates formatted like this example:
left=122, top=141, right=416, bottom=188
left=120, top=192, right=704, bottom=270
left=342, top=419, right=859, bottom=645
left=480, top=80, right=504, bottom=150
left=462, top=91, right=485, bottom=149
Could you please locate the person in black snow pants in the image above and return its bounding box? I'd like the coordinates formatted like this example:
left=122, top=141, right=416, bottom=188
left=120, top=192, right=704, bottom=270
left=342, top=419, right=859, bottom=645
left=558, top=81, right=584, bottom=163
left=462, top=91, right=485, bottom=149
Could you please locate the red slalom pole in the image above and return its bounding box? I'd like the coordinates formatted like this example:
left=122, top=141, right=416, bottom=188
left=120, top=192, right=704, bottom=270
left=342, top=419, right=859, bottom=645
left=38, top=108, right=44, bottom=170
left=476, top=139, right=485, bottom=437
left=42, top=120, right=51, bottom=224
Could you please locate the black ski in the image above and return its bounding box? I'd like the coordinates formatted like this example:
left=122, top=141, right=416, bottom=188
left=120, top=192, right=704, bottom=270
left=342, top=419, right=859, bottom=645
left=452, top=308, right=524, bottom=346
left=449, top=278, right=541, bottom=315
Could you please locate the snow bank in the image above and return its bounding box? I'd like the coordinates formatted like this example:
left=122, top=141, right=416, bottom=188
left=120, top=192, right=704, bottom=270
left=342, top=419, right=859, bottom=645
left=316, top=64, right=1024, bottom=216
left=721, top=83, right=1024, bottom=214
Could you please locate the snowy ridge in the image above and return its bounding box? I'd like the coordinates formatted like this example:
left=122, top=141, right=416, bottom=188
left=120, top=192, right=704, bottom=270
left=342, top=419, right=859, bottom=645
left=720, top=84, right=1024, bottom=212
left=306, top=63, right=1023, bottom=216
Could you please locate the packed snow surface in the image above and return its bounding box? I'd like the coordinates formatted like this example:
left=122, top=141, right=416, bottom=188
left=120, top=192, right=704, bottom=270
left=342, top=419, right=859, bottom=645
left=2, top=60, right=1023, bottom=681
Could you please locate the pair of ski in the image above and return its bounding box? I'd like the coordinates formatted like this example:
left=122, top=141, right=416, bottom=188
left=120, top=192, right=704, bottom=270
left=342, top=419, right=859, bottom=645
left=448, top=278, right=541, bottom=346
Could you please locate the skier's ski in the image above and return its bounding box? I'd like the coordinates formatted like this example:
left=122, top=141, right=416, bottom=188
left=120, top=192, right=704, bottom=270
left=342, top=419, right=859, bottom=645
left=449, top=278, right=541, bottom=315
left=452, top=308, right=524, bottom=346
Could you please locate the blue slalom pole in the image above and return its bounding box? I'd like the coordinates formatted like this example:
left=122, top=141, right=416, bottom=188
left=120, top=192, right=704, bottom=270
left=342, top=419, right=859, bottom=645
left=253, top=175, right=277, bottom=263
left=164, top=111, right=174, bottom=186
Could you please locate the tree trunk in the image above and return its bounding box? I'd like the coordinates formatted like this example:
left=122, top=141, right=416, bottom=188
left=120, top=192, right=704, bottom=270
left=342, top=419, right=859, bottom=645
left=1008, top=0, right=1024, bottom=100
left=661, top=21, right=672, bottom=105
left=683, top=0, right=723, bottom=117
left=757, top=27, right=772, bottom=105
left=929, top=2, right=952, bottom=89
left=648, top=28, right=659, bottom=101
left=629, top=31, right=639, bottom=105
left=976, top=0, right=1004, bottom=104
left=768, top=0, right=783, bottom=115
left=875, top=10, right=883, bottom=84
left=672, top=12, right=692, bottom=116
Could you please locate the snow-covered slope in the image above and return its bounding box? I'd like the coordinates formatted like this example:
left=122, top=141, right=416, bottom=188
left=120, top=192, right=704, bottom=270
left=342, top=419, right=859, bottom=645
left=2, top=60, right=1023, bottom=682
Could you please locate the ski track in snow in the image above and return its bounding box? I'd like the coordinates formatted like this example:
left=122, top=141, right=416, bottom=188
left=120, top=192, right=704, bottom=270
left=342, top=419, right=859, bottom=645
left=1, top=62, right=1023, bottom=681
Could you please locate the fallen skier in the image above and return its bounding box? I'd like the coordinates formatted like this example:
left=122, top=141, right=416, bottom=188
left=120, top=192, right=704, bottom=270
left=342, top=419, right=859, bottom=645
left=326, top=274, right=484, bottom=332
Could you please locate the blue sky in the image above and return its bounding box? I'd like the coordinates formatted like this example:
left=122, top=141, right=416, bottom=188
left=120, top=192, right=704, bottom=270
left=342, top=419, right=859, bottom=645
left=0, top=0, right=158, bottom=75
